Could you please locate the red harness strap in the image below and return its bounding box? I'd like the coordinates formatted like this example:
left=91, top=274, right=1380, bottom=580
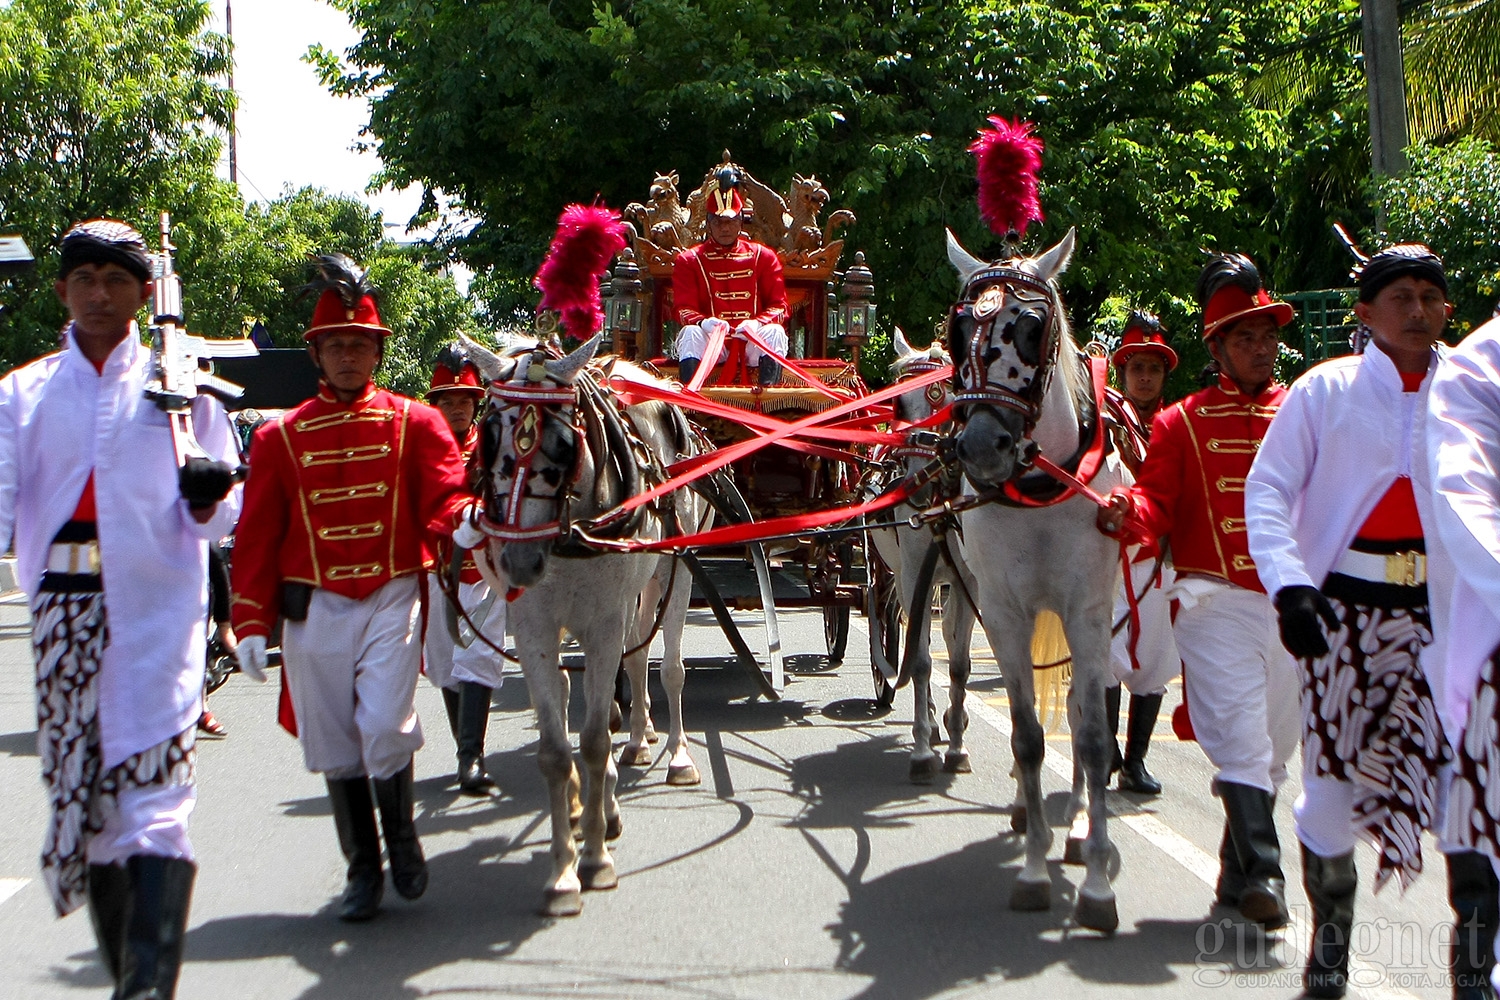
left=588, top=364, right=954, bottom=530
left=1000, top=356, right=1110, bottom=508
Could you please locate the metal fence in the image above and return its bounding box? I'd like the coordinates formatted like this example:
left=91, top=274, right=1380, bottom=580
left=1284, top=288, right=1357, bottom=371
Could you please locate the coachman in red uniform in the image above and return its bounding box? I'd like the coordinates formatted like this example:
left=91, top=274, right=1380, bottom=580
left=230, top=255, right=470, bottom=922
left=1100, top=253, right=1300, bottom=929
left=672, top=167, right=789, bottom=386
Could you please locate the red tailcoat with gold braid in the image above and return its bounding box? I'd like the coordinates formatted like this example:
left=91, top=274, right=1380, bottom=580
left=1128, top=374, right=1286, bottom=592
left=672, top=237, right=788, bottom=328
left=434, top=422, right=484, bottom=586
left=230, top=382, right=470, bottom=640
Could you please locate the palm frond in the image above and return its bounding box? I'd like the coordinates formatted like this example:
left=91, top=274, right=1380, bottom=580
left=1405, top=0, right=1500, bottom=141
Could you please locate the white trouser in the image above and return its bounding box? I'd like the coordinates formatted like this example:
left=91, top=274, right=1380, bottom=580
left=86, top=784, right=196, bottom=866
left=1172, top=578, right=1300, bottom=794
left=1110, top=556, right=1178, bottom=695
left=424, top=577, right=506, bottom=690
left=281, top=575, right=425, bottom=780
left=675, top=319, right=787, bottom=366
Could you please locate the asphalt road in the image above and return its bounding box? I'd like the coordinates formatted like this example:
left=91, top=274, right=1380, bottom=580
left=0, top=579, right=1467, bottom=1000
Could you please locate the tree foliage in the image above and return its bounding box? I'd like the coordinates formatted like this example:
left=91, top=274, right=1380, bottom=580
left=315, top=0, right=1329, bottom=374
left=1371, top=137, right=1500, bottom=333
left=0, top=0, right=235, bottom=364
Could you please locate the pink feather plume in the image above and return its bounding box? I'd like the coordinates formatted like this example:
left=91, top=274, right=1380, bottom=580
left=969, top=116, right=1045, bottom=238
left=534, top=204, right=629, bottom=339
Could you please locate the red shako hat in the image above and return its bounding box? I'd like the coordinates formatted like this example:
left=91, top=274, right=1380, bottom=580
left=707, top=164, right=746, bottom=219
left=1111, top=311, right=1178, bottom=371
left=301, top=253, right=391, bottom=342
left=426, top=362, right=483, bottom=399
left=1197, top=252, right=1293, bottom=342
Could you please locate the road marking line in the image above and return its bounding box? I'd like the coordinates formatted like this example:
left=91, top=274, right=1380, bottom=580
left=0, top=878, right=29, bottom=907
left=966, top=696, right=1418, bottom=1000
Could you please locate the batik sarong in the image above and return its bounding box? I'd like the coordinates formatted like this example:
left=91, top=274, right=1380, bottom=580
left=31, top=589, right=195, bottom=915
left=1303, top=573, right=1451, bottom=890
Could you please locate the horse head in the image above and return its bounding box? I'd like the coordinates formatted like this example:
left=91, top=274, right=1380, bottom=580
left=890, top=326, right=953, bottom=440
left=465, top=332, right=600, bottom=588
left=943, top=227, right=1080, bottom=487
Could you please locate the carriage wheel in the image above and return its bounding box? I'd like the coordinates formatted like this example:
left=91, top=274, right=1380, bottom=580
left=813, top=539, right=853, bottom=665
left=866, top=546, right=900, bottom=709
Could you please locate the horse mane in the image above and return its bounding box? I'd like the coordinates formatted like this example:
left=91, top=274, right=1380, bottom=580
left=1048, top=307, right=1090, bottom=413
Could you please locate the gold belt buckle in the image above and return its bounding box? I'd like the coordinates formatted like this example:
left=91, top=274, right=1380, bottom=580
left=62, top=541, right=100, bottom=575
left=1384, top=551, right=1424, bottom=586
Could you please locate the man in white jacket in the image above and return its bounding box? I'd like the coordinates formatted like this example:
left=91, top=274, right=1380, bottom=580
left=1430, top=303, right=1500, bottom=1000
left=0, top=220, right=242, bottom=999
left=1247, top=243, right=1468, bottom=999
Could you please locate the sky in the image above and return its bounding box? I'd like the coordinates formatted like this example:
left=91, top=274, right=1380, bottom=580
left=206, top=0, right=424, bottom=236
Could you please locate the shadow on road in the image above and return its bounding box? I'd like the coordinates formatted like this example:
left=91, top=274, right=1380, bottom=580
left=182, top=837, right=555, bottom=1000
left=0, top=728, right=37, bottom=758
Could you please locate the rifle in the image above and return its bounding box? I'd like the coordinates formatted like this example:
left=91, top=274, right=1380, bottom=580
left=142, top=212, right=259, bottom=470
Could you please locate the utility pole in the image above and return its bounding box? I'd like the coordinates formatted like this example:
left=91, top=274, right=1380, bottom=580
left=1362, top=0, right=1409, bottom=175
left=226, top=0, right=238, bottom=185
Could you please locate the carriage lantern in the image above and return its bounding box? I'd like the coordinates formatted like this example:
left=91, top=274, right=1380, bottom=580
left=824, top=285, right=842, bottom=350
left=604, top=247, right=643, bottom=358
left=839, top=251, right=876, bottom=366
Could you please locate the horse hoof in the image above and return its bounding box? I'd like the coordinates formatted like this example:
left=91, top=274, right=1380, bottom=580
left=1063, top=836, right=1086, bottom=866
left=605, top=814, right=624, bottom=841
left=1010, top=879, right=1051, bottom=912
left=1074, top=893, right=1119, bottom=934
left=579, top=861, right=618, bottom=891
left=646, top=730, right=662, bottom=745
left=909, top=756, right=938, bottom=784
left=541, top=888, right=583, bottom=917
left=942, top=750, right=971, bottom=774
left=1010, top=807, right=1028, bottom=834
left=666, top=763, right=701, bottom=786
left=618, top=744, right=652, bottom=767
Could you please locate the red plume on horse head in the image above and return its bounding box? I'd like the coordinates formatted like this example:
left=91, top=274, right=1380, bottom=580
left=969, top=116, right=1045, bottom=240
left=534, top=203, right=629, bottom=340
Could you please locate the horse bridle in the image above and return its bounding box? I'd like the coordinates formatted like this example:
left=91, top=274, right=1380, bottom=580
left=947, top=263, right=1062, bottom=437
left=477, top=349, right=581, bottom=544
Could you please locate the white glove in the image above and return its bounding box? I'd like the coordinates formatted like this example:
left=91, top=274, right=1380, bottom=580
left=452, top=504, right=486, bottom=550
left=702, top=317, right=731, bottom=339
left=236, top=635, right=269, bottom=684
left=734, top=319, right=761, bottom=338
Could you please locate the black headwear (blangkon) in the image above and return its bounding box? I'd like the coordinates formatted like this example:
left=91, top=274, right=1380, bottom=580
left=1353, top=244, right=1448, bottom=303
left=58, top=219, right=151, bottom=283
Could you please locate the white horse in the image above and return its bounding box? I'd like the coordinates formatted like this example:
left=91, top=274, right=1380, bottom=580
left=463, top=332, right=707, bottom=916
left=944, top=227, right=1125, bottom=933
left=865, top=329, right=980, bottom=782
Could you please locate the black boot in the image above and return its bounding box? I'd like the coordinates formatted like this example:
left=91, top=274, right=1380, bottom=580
left=373, top=761, right=428, bottom=900
left=677, top=356, right=700, bottom=385
left=1104, top=684, right=1123, bottom=777
left=1118, top=692, right=1163, bottom=795
left=757, top=358, right=781, bottom=386
left=441, top=685, right=461, bottom=743
left=1214, top=821, right=1246, bottom=908
left=1449, top=850, right=1500, bottom=1000
left=326, top=776, right=383, bottom=921
left=117, top=855, right=195, bottom=1000
left=1302, top=844, right=1357, bottom=998
left=87, top=863, right=131, bottom=985
left=456, top=681, right=497, bottom=796
left=1219, top=781, right=1289, bottom=929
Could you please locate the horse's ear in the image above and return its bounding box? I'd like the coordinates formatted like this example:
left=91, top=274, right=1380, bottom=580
left=945, top=229, right=986, bottom=286
left=544, top=333, right=602, bottom=384
left=1033, top=227, right=1076, bottom=282
left=460, top=331, right=507, bottom=383
left=893, top=326, right=916, bottom=360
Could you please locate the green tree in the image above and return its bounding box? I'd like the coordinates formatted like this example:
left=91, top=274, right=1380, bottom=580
left=0, top=0, right=235, bottom=366
left=313, top=0, right=1325, bottom=365
left=1371, top=137, right=1500, bottom=333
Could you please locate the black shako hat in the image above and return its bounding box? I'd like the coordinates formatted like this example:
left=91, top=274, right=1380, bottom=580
left=1353, top=243, right=1448, bottom=303
left=58, top=219, right=152, bottom=283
